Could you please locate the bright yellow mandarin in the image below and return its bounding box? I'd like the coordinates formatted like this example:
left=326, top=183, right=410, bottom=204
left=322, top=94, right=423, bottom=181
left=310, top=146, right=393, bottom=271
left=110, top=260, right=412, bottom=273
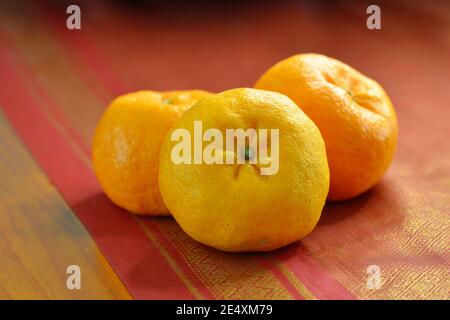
left=255, top=54, right=398, bottom=200
left=159, top=88, right=329, bottom=252
left=92, top=90, right=211, bottom=215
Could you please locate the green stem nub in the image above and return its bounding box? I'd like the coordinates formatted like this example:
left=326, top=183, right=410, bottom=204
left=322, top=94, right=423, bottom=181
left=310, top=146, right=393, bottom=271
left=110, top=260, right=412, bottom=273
left=244, top=146, right=254, bottom=161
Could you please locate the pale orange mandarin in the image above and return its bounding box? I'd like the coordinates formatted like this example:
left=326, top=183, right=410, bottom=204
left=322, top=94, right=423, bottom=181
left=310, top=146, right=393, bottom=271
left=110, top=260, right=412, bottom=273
left=255, top=54, right=398, bottom=201
left=159, top=88, right=329, bottom=252
left=92, top=90, right=211, bottom=215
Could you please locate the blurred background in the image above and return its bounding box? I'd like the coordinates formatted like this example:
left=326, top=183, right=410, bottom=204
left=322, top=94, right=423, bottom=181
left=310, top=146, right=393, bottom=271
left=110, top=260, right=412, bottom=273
left=2, top=0, right=449, bottom=92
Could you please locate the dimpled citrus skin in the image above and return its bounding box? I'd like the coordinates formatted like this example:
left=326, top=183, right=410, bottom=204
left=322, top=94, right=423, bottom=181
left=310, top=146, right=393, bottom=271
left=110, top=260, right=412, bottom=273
left=255, top=54, right=398, bottom=201
left=92, top=90, right=211, bottom=215
left=159, top=88, right=329, bottom=252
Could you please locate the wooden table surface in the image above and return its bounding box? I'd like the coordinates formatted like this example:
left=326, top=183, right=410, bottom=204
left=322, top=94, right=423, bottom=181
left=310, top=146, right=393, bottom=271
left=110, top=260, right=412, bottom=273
left=0, top=0, right=449, bottom=299
left=0, top=109, right=131, bottom=299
